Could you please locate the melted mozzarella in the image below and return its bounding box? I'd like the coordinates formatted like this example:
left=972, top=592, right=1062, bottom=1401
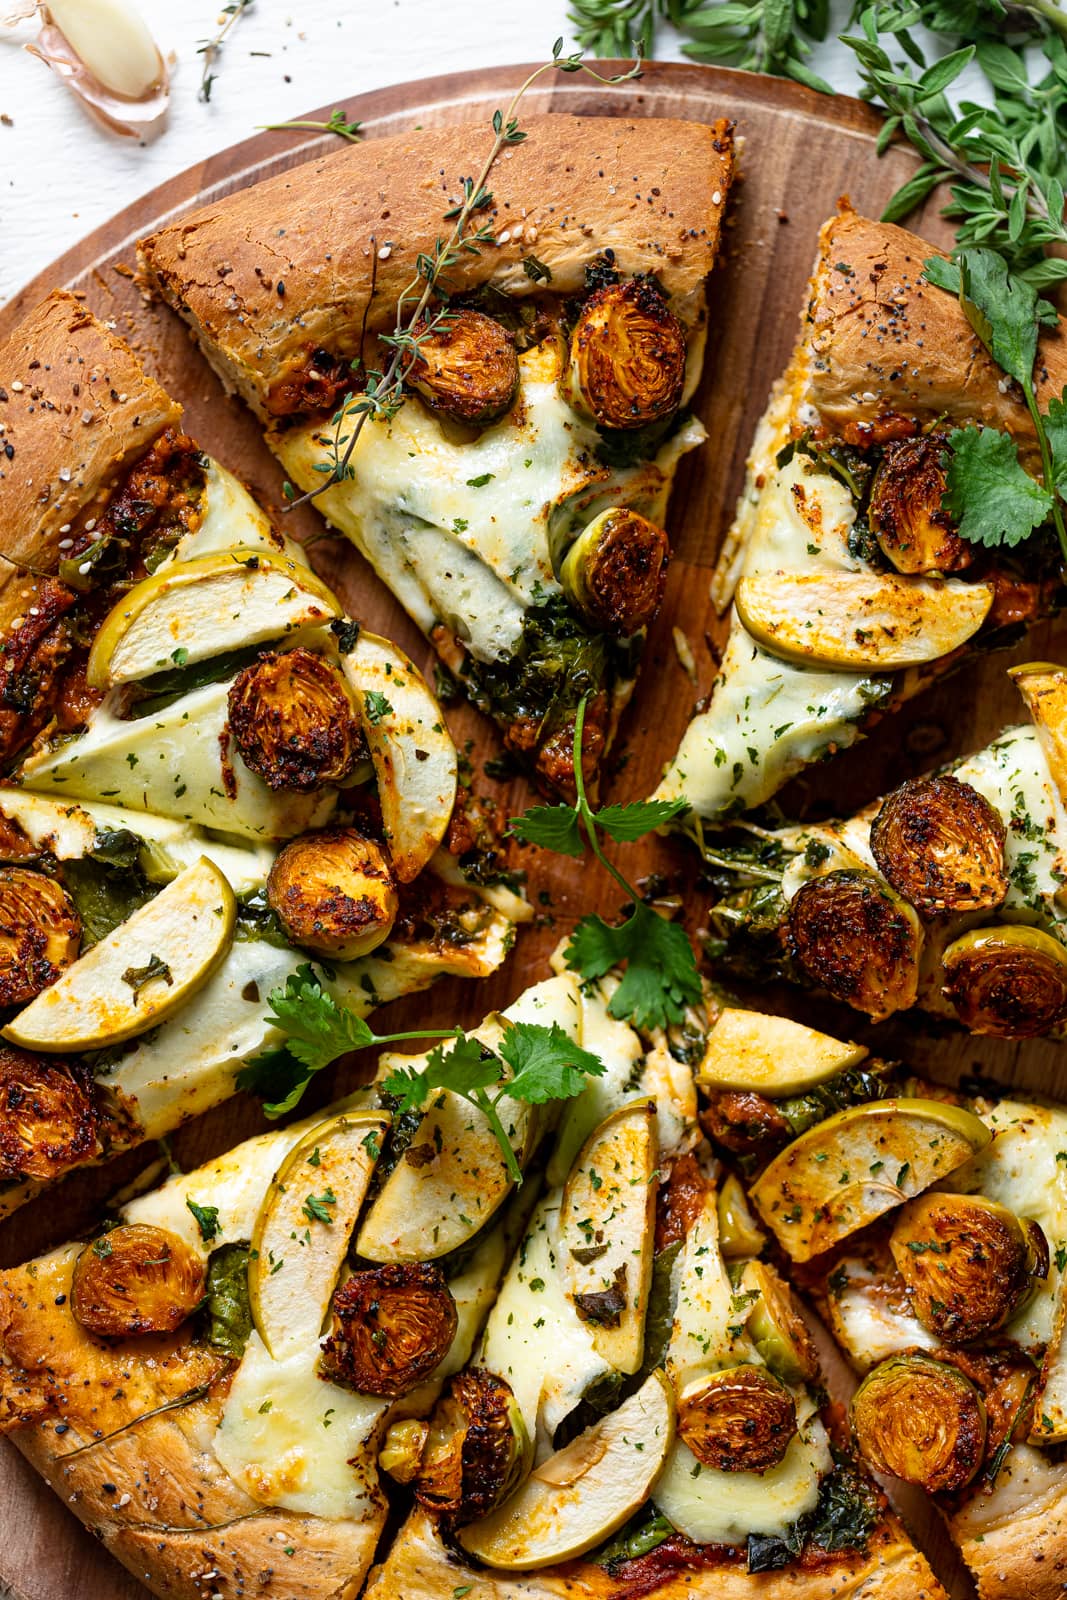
left=954, top=726, right=1067, bottom=923
left=171, top=458, right=295, bottom=564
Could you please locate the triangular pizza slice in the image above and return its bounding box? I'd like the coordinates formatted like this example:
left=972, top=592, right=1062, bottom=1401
left=655, top=206, right=1067, bottom=827
left=0, top=293, right=521, bottom=1213
left=137, top=112, right=734, bottom=797
left=706, top=659, right=1067, bottom=1038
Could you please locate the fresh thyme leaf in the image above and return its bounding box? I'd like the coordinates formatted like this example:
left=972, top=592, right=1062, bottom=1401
left=260, top=108, right=362, bottom=143
left=186, top=1199, right=221, bottom=1242
left=567, top=903, right=702, bottom=1031
left=510, top=803, right=585, bottom=857
left=197, top=0, right=252, bottom=103
left=943, top=425, right=1053, bottom=547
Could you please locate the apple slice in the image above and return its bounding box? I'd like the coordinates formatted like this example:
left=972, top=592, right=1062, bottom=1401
left=697, top=1009, right=867, bottom=1096
left=248, top=1109, right=390, bottom=1358
left=86, top=547, right=342, bottom=688
left=4, top=856, right=235, bottom=1051
left=341, top=631, right=457, bottom=883
left=751, top=1098, right=992, bottom=1262
left=457, top=1370, right=675, bottom=1569
left=1011, top=662, right=1067, bottom=807
left=736, top=569, right=993, bottom=670
left=558, top=1101, right=658, bottom=1376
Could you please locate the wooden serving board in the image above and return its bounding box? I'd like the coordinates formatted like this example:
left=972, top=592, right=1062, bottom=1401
left=0, top=59, right=1056, bottom=1600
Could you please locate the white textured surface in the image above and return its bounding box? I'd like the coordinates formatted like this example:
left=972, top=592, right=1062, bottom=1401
left=0, top=0, right=879, bottom=305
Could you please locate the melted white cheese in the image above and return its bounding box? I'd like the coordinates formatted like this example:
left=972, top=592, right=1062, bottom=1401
left=171, top=458, right=295, bottom=564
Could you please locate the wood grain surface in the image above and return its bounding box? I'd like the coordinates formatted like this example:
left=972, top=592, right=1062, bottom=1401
left=0, top=58, right=1054, bottom=1600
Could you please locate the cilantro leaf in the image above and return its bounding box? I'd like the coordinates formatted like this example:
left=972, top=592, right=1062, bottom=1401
left=510, top=803, right=584, bottom=857
left=498, top=1021, right=606, bottom=1103
left=921, top=255, right=960, bottom=296
left=236, top=1047, right=317, bottom=1119
left=593, top=798, right=688, bottom=843
left=266, top=964, right=376, bottom=1073
left=955, top=246, right=1040, bottom=388
left=1044, top=390, right=1067, bottom=492
left=566, top=902, right=702, bottom=1031
left=944, top=425, right=1053, bottom=547
left=186, top=1198, right=220, bottom=1242
left=382, top=1034, right=498, bottom=1113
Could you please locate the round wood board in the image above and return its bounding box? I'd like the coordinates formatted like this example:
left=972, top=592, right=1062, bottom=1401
left=0, top=59, right=1053, bottom=1600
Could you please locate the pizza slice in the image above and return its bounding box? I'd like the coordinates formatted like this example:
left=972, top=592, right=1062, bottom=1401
left=366, top=964, right=943, bottom=1598
left=705, top=658, right=1067, bottom=1037
left=694, top=1003, right=1067, bottom=1600
left=0, top=292, right=522, bottom=1212
left=655, top=205, right=1067, bottom=827
left=137, top=112, right=734, bottom=796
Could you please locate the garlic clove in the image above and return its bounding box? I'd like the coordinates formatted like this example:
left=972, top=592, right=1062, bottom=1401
left=26, top=0, right=170, bottom=139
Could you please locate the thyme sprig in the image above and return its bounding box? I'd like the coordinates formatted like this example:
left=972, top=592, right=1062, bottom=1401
left=260, top=109, right=363, bottom=143
left=197, top=0, right=253, bottom=104
left=284, top=41, right=642, bottom=512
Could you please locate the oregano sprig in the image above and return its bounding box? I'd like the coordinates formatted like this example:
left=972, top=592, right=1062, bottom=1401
left=511, top=698, right=702, bottom=1031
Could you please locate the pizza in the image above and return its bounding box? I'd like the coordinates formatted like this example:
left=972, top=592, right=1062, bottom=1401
left=706, top=658, right=1067, bottom=1036
left=0, top=291, right=522, bottom=1214
left=654, top=205, right=1067, bottom=829
left=694, top=1001, right=1067, bottom=1599
left=136, top=113, right=734, bottom=797
left=0, top=959, right=945, bottom=1600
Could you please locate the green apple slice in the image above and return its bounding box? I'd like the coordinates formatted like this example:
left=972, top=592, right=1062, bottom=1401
left=558, top=1101, right=658, bottom=1376
left=341, top=630, right=457, bottom=883
left=735, top=569, right=993, bottom=670
left=86, top=548, right=343, bottom=688
left=697, top=1009, right=868, bottom=1096
left=1011, top=661, right=1067, bottom=809
left=457, top=1370, right=675, bottom=1570
left=3, top=856, right=235, bottom=1051
left=751, top=1098, right=992, bottom=1262
left=248, top=1109, right=390, bottom=1358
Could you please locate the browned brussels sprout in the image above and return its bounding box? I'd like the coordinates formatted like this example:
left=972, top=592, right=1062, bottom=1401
left=560, top=509, right=669, bottom=636
left=0, top=867, right=81, bottom=1008
left=942, top=925, right=1067, bottom=1038
left=228, top=648, right=364, bottom=792
left=739, top=1260, right=820, bottom=1386
left=319, top=1263, right=458, bottom=1398
left=889, top=1192, right=1048, bottom=1344
left=788, top=869, right=923, bottom=1020
left=677, top=1364, right=797, bottom=1473
left=567, top=279, right=687, bottom=431
left=71, top=1223, right=206, bottom=1337
left=415, top=1369, right=531, bottom=1524
left=407, top=310, right=519, bottom=425
left=379, top=1418, right=431, bottom=1485
left=870, top=775, right=1008, bottom=918
left=0, top=1045, right=98, bottom=1182
left=266, top=825, right=398, bottom=960
left=851, top=1353, right=986, bottom=1493
left=868, top=434, right=971, bottom=575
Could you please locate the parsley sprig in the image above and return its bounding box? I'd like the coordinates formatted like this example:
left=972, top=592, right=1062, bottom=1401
left=239, top=964, right=606, bottom=1182
left=511, top=698, right=702, bottom=1031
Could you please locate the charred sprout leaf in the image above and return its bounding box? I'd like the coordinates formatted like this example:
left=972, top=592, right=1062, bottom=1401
left=594, top=1505, right=675, bottom=1571
left=634, top=1241, right=682, bottom=1385
left=202, top=1242, right=252, bottom=1359
left=186, top=1198, right=220, bottom=1243
left=943, top=425, right=1053, bottom=548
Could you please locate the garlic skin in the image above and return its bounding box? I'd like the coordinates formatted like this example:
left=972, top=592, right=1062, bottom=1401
left=24, top=0, right=170, bottom=138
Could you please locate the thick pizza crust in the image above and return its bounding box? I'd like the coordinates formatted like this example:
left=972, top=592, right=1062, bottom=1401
left=366, top=1508, right=948, bottom=1599
left=950, top=1450, right=1067, bottom=1600
left=0, top=1248, right=383, bottom=1600
left=802, top=208, right=1067, bottom=457
left=138, top=113, right=734, bottom=419
left=0, top=290, right=181, bottom=578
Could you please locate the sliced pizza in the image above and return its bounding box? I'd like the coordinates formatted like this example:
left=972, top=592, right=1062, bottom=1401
left=694, top=1004, right=1067, bottom=1600
left=366, top=964, right=943, bottom=1599
left=137, top=113, right=734, bottom=796
left=704, top=659, right=1067, bottom=1036
left=655, top=205, right=1067, bottom=828
left=0, top=292, right=521, bottom=1213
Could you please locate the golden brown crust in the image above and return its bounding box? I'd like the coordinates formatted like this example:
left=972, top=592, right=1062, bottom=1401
left=951, top=1451, right=1067, bottom=1599
left=801, top=208, right=1067, bottom=457
left=138, top=113, right=735, bottom=419
left=0, top=290, right=181, bottom=576
left=0, top=1247, right=381, bottom=1600
left=365, top=1508, right=947, bottom=1599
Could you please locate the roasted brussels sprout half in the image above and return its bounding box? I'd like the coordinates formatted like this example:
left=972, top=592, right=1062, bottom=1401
left=71, top=1223, right=206, bottom=1337
left=889, top=1192, right=1048, bottom=1344
left=868, top=434, right=971, bottom=575
left=379, top=1417, right=431, bottom=1485
left=716, top=1172, right=766, bottom=1260
left=567, top=279, right=687, bottom=431
left=227, top=648, right=364, bottom=792
left=739, top=1260, right=819, bottom=1386
left=870, top=775, right=1007, bottom=918
left=851, top=1353, right=986, bottom=1493
left=559, top=509, right=669, bottom=636
left=677, top=1364, right=797, bottom=1473
left=407, top=310, right=519, bottom=425
left=415, top=1369, right=531, bottom=1524
left=788, top=869, right=923, bottom=1020
left=266, top=825, right=398, bottom=960
left=0, top=1045, right=98, bottom=1182
left=319, top=1263, right=458, bottom=1398
left=942, top=924, right=1067, bottom=1038
left=0, top=867, right=81, bottom=1007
